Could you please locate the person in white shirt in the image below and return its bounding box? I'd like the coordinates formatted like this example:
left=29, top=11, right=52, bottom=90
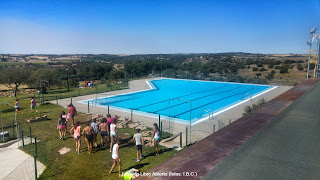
left=133, top=129, right=144, bottom=162
left=109, top=139, right=121, bottom=177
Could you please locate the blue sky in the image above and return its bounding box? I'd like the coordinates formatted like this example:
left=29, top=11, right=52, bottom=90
left=0, top=0, right=319, bottom=54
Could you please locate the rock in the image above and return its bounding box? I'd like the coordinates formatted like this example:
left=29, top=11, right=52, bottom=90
left=136, top=125, right=147, bottom=130
left=28, top=116, right=50, bottom=123
left=117, top=124, right=125, bottom=128
left=143, top=137, right=153, bottom=146
left=142, top=131, right=152, bottom=137
left=58, top=147, right=71, bottom=155
left=128, top=122, right=140, bottom=129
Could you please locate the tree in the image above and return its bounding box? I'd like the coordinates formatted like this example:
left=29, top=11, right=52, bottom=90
left=280, top=66, right=289, bottom=74
left=27, top=68, right=59, bottom=89
left=0, top=67, right=30, bottom=99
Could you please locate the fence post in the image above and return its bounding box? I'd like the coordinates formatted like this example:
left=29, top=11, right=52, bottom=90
left=88, top=101, right=90, bottom=113
left=34, top=136, right=37, bottom=157
left=131, top=109, right=133, bottom=121
left=22, top=130, right=24, bottom=148
left=38, top=92, right=41, bottom=104
left=95, top=86, right=97, bottom=94
left=160, top=121, right=163, bottom=138
left=213, top=124, right=215, bottom=133
left=59, top=90, right=61, bottom=98
left=108, top=105, right=110, bottom=114
left=180, top=132, right=182, bottom=148
left=30, top=126, right=32, bottom=144
left=56, top=96, right=58, bottom=105
left=186, top=126, right=188, bottom=146
left=229, top=119, right=231, bottom=124
left=71, top=97, right=72, bottom=104
left=34, top=155, right=38, bottom=180
left=12, top=121, right=15, bottom=138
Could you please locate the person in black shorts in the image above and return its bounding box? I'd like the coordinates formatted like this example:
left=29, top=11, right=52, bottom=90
left=133, top=129, right=144, bottom=162
left=99, top=118, right=109, bottom=148
left=82, top=122, right=94, bottom=154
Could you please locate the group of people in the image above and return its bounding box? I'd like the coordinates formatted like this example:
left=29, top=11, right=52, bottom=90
left=56, top=103, right=77, bottom=140
left=56, top=103, right=162, bottom=178
left=14, top=97, right=38, bottom=114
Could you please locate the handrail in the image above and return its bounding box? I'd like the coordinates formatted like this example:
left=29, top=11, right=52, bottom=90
left=198, top=109, right=212, bottom=118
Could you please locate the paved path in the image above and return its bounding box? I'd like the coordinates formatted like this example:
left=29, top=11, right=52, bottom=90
left=204, top=79, right=320, bottom=180
left=0, top=138, right=45, bottom=180
left=138, top=78, right=319, bottom=180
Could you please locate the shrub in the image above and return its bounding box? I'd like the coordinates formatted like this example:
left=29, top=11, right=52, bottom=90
left=259, top=67, right=267, bottom=72
left=280, top=66, right=289, bottom=74
left=252, top=67, right=258, bottom=71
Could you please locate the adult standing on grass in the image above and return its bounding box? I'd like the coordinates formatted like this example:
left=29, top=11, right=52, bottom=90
left=57, top=113, right=67, bottom=140
left=14, top=99, right=20, bottom=114
left=133, top=129, right=144, bottom=162
left=152, top=123, right=160, bottom=156
left=30, top=97, right=37, bottom=112
left=109, top=118, right=117, bottom=152
left=99, top=118, right=109, bottom=148
left=70, top=121, right=81, bottom=154
left=82, top=122, right=94, bottom=154
left=67, top=103, right=77, bottom=126
left=109, top=139, right=121, bottom=177
left=91, top=118, right=99, bottom=148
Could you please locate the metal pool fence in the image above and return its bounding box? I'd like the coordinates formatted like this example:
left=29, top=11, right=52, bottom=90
left=37, top=82, right=129, bottom=105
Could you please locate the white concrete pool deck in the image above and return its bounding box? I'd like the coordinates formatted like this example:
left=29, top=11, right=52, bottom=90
left=52, top=78, right=292, bottom=147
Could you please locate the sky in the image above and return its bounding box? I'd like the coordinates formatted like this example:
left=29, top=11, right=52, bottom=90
left=0, top=0, right=319, bottom=54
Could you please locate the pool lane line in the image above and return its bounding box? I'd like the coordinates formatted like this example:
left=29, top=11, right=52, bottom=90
left=151, top=86, right=242, bottom=113
left=192, top=85, right=277, bottom=125
left=172, top=87, right=256, bottom=117
left=132, top=85, right=229, bottom=110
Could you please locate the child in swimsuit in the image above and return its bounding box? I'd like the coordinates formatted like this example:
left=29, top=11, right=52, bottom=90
left=109, top=139, right=121, bottom=177
left=57, top=112, right=67, bottom=140
left=109, top=118, right=117, bottom=153
left=70, top=121, right=81, bottom=154
left=99, top=118, right=109, bottom=148
left=82, top=121, right=94, bottom=154
left=152, top=123, right=160, bottom=155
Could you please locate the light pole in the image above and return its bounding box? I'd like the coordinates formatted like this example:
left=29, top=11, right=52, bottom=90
left=307, top=28, right=317, bottom=79
left=307, top=42, right=312, bottom=79
left=317, top=37, right=320, bottom=78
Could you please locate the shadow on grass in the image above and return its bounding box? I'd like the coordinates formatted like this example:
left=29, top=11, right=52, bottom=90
left=2, top=108, right=15, bottom=113
left=124, top=163, right=150, bottom=171
left=143, top=148, right=175, bottom=159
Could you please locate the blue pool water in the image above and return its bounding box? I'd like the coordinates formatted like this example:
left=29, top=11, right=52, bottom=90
left=83, top=79, right=274, bottom=124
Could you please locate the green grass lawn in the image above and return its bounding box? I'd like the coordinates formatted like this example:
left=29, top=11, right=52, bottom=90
left=35, top=83, right=128, bottom=102
left=0, top=96, right=177, bottom=179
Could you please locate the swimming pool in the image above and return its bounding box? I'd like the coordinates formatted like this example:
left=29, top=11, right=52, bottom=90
left=81, top=79, right=276, bottom=125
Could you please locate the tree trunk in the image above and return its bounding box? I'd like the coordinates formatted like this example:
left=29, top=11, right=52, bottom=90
left=14, top=86, right=18, bottom=100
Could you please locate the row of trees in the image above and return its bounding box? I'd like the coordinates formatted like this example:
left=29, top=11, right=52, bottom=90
left=0, top=63, right=126, bottom=99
